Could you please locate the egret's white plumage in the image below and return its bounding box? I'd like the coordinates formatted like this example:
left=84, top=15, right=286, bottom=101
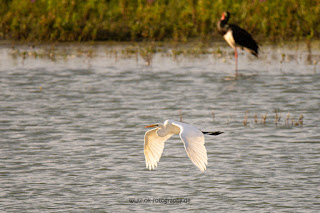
left=144, top=120, right=209, bottom=172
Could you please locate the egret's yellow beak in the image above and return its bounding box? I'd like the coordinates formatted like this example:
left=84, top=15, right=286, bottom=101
left=145, top=124, right=158, bottom=128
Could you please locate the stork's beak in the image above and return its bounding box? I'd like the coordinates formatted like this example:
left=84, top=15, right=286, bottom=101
left=145, top=124, right=158, bottom=128
left=221, top=13, right=225, bottom=20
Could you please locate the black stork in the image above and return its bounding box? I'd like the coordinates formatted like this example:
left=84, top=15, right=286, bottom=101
left=217, top=11, right=259, bottom=72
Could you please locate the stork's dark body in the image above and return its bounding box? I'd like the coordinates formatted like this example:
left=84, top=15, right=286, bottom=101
left=227, top=24, right=258, bottom=56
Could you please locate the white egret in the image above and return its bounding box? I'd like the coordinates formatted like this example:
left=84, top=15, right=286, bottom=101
left=144, top=120, right=223, bottom=172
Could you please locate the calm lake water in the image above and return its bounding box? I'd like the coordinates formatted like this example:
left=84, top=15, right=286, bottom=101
left=0, top=42, right=320, bottom=212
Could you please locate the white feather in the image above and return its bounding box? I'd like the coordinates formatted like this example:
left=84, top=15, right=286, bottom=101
left=223, top=30, right=236, bottom=49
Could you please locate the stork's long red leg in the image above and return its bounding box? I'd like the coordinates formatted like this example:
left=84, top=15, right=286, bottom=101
left=234, top=47, right=238, bottom=72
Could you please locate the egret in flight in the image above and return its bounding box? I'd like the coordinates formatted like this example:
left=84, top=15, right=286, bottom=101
left=144, top=120, right=223, bottom=172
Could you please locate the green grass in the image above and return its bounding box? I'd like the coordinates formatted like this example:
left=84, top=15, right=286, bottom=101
left=0, top=0, right=319, bottom=42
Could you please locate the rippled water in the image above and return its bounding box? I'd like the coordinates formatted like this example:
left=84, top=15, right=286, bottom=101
left=1, top=42, right=320, bottom=212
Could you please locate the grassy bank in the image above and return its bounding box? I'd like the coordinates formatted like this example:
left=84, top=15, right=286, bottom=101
left=0, top=0, right=319, bottom=42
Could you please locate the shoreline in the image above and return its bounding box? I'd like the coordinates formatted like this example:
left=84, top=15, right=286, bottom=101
left=1, top=39, right=320, bottom=50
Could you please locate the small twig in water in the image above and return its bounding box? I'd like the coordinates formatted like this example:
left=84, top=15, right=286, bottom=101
left=299, top=114, right=304, bottom=126
left=254, top=113, right=258, bottom=124
left=285, top=112, right=290, bottom=125
left=243, top=111, right=248, bottom=126
left=261, top=113, right=267, bottom=125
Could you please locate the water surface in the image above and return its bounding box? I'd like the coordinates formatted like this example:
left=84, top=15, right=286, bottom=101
left=0, top=42, right=320, bottom=212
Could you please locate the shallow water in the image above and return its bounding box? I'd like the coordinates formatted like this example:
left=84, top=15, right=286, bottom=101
left=0, top=42, right=320, bottom=212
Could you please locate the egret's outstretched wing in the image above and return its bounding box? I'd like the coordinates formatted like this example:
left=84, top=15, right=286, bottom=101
left=171, top=121, right=208, bottom=171
left=144, top=128, right=173, bottom=170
